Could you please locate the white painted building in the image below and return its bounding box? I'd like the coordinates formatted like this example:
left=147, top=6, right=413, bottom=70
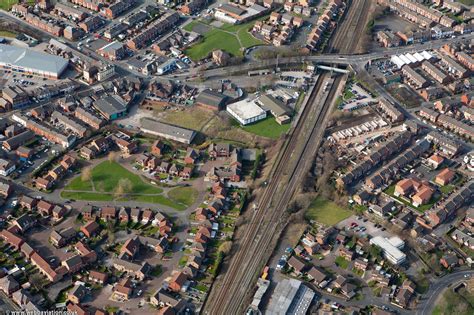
left=227, top=98, right=267, bottom=125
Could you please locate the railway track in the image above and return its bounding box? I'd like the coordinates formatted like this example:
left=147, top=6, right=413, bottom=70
left=203, top=1, right=368, bottom=313
left=327, top=0, right=372, bottom=54
left=204, top=72, right=344, bottom=314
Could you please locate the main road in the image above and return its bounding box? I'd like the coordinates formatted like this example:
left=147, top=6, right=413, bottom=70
left=417, top=270, right=474, bottom=315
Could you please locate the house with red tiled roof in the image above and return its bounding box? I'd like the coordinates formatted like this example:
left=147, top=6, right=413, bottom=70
left=427, top=154, right=445, bottom=169
left=412, top=185, right=433, bottom=207
left=120, top=237, right=141, bottom=260
left=194, top=208, right=209, bottom=221
left=67, top=303, right=89, bottom=315
left=100, top=207, right=116, bottom=220
left=0, top=230, right=24, bottom=250
left=31, top=252, right=63, bottom=282
left=169, top=271, right=188, bottom=292
left=88, top=270, right=108, bottom=285
left=62, top=255, right=84, bottom=274
left=113, top=277, right=133, bottom=300
left=141, top=209, right=155, bottom=225
left=37, top=200, right=54, bottom=216
left=75, top=241, right=97, bottom=263
left=435, top=168, right=456, bottom=186
left=80, top=221, right=100, bottom=238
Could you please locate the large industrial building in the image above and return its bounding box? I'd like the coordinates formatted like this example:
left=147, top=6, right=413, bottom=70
left=0, top=44, right=69, bottom=79
left=266, top=278, right=316, bottom=315
left=141, top=118, right=196, bottom=144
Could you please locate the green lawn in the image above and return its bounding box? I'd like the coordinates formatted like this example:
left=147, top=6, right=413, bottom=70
left=186, top=29, right=242, bottom=60
left=168, top=187, right=198, bottom=207
left=458, top=0, right=474, bottom=5
left=305, top=197, right=352, bottom=225
left=0, top=0, right=34, bottom=10
left=439, top=184, right=455, bottom=194
left=242, top=117, right=291, bottom=139
left=185, top=19, right=264, bottom=61
left=384, top=184, right=440, bottom=213
left=0, top=0, right=18, bottom=10
left=65, top=161, right=163, bottom=195
left=62, top=161, right=191, bottom=210
left=335, top=256, right=349, bottom=269
left=0, top=30, right=16, bottom=38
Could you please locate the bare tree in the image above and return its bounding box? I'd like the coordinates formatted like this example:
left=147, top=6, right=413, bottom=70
left=114, top=178, right=133, bottom=199
left=81, top=166, right=92, bottom=182
left=108, top=151, right=119, bottom=162
left=219, top=241, right=232, bottom=255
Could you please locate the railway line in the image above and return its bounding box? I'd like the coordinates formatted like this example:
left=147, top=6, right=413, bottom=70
left=327, top=0, right=372, bottom=54
left=204, top=72, right=345, bottom=314
left=203, top=1, right=368, bottom=313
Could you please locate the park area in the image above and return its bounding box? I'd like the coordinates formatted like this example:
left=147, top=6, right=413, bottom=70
left=184, top=19, right=264, bottom=61
left=0, top=0, right=34, bottom=10
left=61, top=161, right=198, bottom=210
left=305, top=197, right=352, bottom=226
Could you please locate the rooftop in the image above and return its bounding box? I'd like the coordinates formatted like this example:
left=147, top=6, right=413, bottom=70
left=0, top=44, right=68, bottom=75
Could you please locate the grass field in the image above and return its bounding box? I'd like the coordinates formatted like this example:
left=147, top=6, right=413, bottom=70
left=168, top=187, right=199, bottom=206
left=65, top=161, right=163, bottom=195
left=242, top=117, right=291, bottom=139
left=458, top=0, right=474, bottom=5
left=305, top=197, right=352, bottom=225
left=157, top=107, right=213, bottom=131
left=433, top=289, right=474, bottom=315
left=0, top=0, right=18, bottom=10
left=0, top=30, right=16, bottom=38
left=62, top=161, right=197, bottom=210
left=185, top=20, right=264, bottom=61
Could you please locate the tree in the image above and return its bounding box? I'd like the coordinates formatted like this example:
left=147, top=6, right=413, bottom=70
left=218, top=241, right=232, bottom=255
left=81, top=166, right=92, bottom=182
left=29, top=273, right=44, bottom=292
left=108, top=151, right=118, bottom=163
left=114, top=178, right=133, bottom=199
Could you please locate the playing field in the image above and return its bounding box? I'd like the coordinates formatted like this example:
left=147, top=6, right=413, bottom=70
left=0, top=0, right=18, bottom=10
left=62, top=161, right=198, bottom=210
left=305, top=197, right=352, bottom=226
left=185, top=20, right=264, bottom=61
left=242, top=117, right=291, bottom=139
left=0, top=0, right=34, bottom=10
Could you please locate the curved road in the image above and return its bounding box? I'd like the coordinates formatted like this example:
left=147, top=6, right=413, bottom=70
left=417, top=270, right=474, bottom=315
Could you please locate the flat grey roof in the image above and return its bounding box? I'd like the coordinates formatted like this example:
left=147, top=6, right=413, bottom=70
left=0, top=44, right=69, bottom=76
left=141, top=118, right=196, bottom=143
left=219, top=3, right=246, bottom=15
left=94, top=95, right=128, bottom=117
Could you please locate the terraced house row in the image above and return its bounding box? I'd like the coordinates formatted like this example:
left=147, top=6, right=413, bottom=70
left=127, top=12, right=180, bottom=50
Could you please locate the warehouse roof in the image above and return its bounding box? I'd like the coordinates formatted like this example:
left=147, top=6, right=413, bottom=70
left=141, top=118, right=196, bottom=144
left=0, top=44, right=68, bottom=76
left=195, top=89, right=228, bottom=109
left=93, top=95, right=128, bottom=118
left=257, top=94, right=291, bottom=117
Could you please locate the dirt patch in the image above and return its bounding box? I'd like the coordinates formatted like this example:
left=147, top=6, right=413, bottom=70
left=386, top=83, right=424, bottom=108
left=193, top=23, right=211, bottom=35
